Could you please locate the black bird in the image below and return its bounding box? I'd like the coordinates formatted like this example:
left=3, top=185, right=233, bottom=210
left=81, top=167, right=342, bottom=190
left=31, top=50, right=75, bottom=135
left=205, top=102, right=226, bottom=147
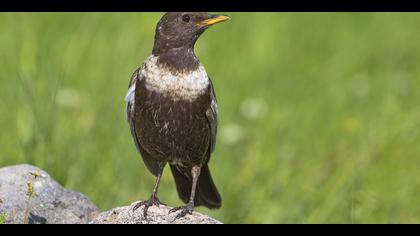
left=125, top=12, right=229, bottom=219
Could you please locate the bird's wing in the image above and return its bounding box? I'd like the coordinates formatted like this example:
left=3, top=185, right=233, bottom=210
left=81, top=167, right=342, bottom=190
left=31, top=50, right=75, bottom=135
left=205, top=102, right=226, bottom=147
left=206, top=78, right=218, bottom=154
left=125, top=69, right=139, bottom=122
left=125, top=68, right=160, bottom=176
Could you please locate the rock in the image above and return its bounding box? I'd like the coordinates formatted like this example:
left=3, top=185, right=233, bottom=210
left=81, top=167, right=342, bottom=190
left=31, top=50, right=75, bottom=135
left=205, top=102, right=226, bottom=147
left=0, top=164, right=221, bottom=224
left=91, top=202, right=222, bottom=224
left=0, top=164, right=100, bottom=224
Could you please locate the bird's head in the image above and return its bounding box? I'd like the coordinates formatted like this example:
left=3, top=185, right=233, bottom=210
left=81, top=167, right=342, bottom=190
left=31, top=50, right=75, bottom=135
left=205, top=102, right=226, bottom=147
left=152, top=12, right=230, bottom=55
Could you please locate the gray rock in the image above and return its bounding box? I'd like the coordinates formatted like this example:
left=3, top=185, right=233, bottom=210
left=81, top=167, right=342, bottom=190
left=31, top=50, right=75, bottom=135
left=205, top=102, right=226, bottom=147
left=0, top=164, right=221, bottom=224
left=91, top=202, right=222, bottom=224
left=0, top=164, right=100, bottom=224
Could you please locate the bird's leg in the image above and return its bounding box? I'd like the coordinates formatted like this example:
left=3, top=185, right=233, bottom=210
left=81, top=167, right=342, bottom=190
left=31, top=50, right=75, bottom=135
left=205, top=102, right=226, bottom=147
left=133, top=162, right=166, bottom=218
left=169, top=165, right=201, bottom=220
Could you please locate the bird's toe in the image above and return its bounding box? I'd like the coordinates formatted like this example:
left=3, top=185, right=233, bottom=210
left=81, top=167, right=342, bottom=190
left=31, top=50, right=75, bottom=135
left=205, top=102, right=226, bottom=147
left=132, top=196, right=163, bottom=218
left=169, top=203, right=194, bottom=221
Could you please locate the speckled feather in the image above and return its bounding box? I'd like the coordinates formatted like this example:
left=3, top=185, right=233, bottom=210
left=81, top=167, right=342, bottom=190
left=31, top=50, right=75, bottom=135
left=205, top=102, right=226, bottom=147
left=126, top=54, right=218, bottom=168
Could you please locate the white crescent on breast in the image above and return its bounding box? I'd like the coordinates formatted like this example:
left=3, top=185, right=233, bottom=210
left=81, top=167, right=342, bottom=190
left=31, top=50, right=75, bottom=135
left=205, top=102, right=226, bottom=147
left=141, top=55, right=210, bottom=101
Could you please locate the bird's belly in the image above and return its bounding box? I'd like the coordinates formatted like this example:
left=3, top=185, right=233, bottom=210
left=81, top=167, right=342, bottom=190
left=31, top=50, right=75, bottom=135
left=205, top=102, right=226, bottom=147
left=135, top=91, right=210, bottom=165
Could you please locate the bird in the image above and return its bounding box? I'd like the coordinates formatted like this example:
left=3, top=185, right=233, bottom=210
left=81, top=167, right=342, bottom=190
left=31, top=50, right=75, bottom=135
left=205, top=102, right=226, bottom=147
left=125, top=12, right=230, bottom=220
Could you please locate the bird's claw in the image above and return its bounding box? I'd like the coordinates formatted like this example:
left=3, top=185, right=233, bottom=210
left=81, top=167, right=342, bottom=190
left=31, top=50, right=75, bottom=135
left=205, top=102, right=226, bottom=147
left=169, top=203, right=194, bottom=221
left=132, top=196, right=163, bottom=218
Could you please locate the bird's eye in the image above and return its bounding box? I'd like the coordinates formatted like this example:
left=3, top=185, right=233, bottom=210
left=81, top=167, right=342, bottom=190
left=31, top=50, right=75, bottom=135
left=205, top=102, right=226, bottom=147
left=182, top=14, right=190, bottom=23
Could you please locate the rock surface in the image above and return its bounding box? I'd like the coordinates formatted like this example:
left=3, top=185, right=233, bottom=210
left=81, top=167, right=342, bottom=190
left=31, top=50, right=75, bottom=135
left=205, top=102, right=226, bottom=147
left=90, top=202, right=222, bottom=224
left=0, top=164, right=100, bottom=224
left=0, top=164, right=222, bottom=224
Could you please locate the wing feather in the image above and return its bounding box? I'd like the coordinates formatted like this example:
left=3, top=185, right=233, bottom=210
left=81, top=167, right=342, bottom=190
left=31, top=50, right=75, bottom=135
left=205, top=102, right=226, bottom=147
left=206, top=79, right=218, bottom=154
left=126, top=68, right=160, bottom=176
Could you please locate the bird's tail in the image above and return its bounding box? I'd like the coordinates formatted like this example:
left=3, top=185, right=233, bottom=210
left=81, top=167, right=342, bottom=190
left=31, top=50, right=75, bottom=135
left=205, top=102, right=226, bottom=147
left=170, top=164, right=222, bottom=209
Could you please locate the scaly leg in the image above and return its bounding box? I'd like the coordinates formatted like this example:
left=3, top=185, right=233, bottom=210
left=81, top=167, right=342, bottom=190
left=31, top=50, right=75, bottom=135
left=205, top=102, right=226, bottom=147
left=133, top=162, right=166, bottom=218
left=169, top=165, right=201, bottom=220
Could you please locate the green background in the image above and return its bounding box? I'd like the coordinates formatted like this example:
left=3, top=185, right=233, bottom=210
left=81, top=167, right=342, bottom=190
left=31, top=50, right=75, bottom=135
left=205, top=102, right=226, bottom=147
left=1, top=13, right=420, bottom=223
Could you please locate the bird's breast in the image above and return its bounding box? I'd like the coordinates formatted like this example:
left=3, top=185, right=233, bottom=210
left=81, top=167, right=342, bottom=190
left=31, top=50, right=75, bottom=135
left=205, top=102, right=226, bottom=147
left=134, top=81, right=211, bottom=164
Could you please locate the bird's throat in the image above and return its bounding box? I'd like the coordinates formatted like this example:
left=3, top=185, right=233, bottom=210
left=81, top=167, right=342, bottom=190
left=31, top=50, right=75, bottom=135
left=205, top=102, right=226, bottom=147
left=154, top=47, right=200, bottom=73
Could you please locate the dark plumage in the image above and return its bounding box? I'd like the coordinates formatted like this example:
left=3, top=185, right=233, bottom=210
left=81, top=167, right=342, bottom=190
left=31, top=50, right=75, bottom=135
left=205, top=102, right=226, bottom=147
left=125, top=12, right=229, bottom=219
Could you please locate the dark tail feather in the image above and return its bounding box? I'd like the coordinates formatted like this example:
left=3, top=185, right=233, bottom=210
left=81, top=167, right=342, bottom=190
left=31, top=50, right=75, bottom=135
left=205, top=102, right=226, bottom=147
left=197, top=165, right=222, bottom=209
left=170, top=164, right=222, bottom=209
left=170, top=165, right=191, bottom=204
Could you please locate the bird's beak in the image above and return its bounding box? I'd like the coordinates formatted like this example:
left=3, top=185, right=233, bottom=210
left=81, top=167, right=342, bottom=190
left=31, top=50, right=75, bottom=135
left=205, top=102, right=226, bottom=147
left=197, top=14, right=230, bottom=27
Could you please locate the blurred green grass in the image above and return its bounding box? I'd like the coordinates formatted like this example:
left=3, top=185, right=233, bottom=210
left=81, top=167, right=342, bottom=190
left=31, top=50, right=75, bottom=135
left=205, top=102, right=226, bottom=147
left=1, top=13, right=420, bottom=223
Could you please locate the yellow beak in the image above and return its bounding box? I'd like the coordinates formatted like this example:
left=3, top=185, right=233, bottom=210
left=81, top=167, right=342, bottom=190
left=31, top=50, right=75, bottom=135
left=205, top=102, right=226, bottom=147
left=197, top=15, right=230, bottom=27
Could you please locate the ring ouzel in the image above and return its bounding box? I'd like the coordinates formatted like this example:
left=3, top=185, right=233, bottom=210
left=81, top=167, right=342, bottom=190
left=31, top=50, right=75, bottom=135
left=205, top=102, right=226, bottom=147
left=125, top=12, right=229, bottom=220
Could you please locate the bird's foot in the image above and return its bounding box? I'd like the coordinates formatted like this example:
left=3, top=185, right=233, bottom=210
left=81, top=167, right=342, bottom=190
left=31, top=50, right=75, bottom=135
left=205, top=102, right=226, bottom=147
left=169, top=203, right=194, bottom=221
left=132, top=196, right=164, bottom=218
